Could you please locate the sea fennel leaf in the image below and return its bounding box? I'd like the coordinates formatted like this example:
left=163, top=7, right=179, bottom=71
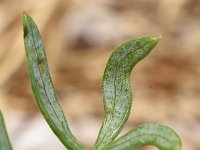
left=0, top=111, right=12, bottom=150
left=95, top=37, right=160, bottom=150
left=23, top=12, right=86, bottom=150
left=104, top=123, right=182, bottom=150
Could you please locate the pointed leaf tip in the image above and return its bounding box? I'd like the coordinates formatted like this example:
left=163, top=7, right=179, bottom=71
left=22, top=12, right=31, bottom=38
left=148, top=36, right=161, bottom=47
left=151, top=35, right=162, bottom=41
left=23, top=11, right=27, bottom=17
left=22, top=11, right=29, bottom=23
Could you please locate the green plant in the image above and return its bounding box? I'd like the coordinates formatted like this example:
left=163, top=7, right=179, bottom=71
left=0, top=12, right=182, bottom=150
left=0, top=111, right=12, bottom=150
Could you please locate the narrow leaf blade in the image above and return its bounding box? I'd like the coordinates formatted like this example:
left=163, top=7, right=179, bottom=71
left=104, top=123, right=182, bottom=150
left=23, top=12, right=86, bottom=150
left=95, top=37, right=160, bottom=149
left=0, top=111, right=12, bottom=150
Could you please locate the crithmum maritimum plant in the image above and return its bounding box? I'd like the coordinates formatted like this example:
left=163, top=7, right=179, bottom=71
left=0, top=12, right=182, bottom=150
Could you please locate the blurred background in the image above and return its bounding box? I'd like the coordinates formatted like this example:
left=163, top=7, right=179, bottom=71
left=0, top=0, right=200, bottom=149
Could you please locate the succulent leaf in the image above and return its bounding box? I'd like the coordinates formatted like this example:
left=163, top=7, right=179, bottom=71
left=95, top=36, right=160, bottom=149
left=104, top=123, right=182, bottom=150
left=23, top=12, right=86, bottom=150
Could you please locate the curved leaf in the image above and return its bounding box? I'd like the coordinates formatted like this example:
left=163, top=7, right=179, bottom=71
left=23, top=12, right=86, bottom=150
left=0, top=110, right=12, bottom=150
left=104, top=123, right=182, bottom=150
left=95, top=37, right=160, bottom=150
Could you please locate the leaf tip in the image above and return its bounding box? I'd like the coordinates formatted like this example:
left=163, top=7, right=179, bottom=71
left=22, top=11, right=29, bottom=23
left=150, top=35, right=161, bottom=43
left=144, top=35, right=161, bottom=51
left=23, top=11, right=28, bottom=17
left=22, top=12, right=30, bottom=38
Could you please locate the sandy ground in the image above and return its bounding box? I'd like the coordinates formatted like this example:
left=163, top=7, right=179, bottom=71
left=0, top=0, right=200, bottom=149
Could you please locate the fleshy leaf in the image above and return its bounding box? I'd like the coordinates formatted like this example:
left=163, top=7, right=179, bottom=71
left=104, top=123, right=182, bottom=150
left=0, top=111, right=12, bottom=150
left=95, top=37, right=160, bottom=150
left=23, top=12, right=86, bottom=150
